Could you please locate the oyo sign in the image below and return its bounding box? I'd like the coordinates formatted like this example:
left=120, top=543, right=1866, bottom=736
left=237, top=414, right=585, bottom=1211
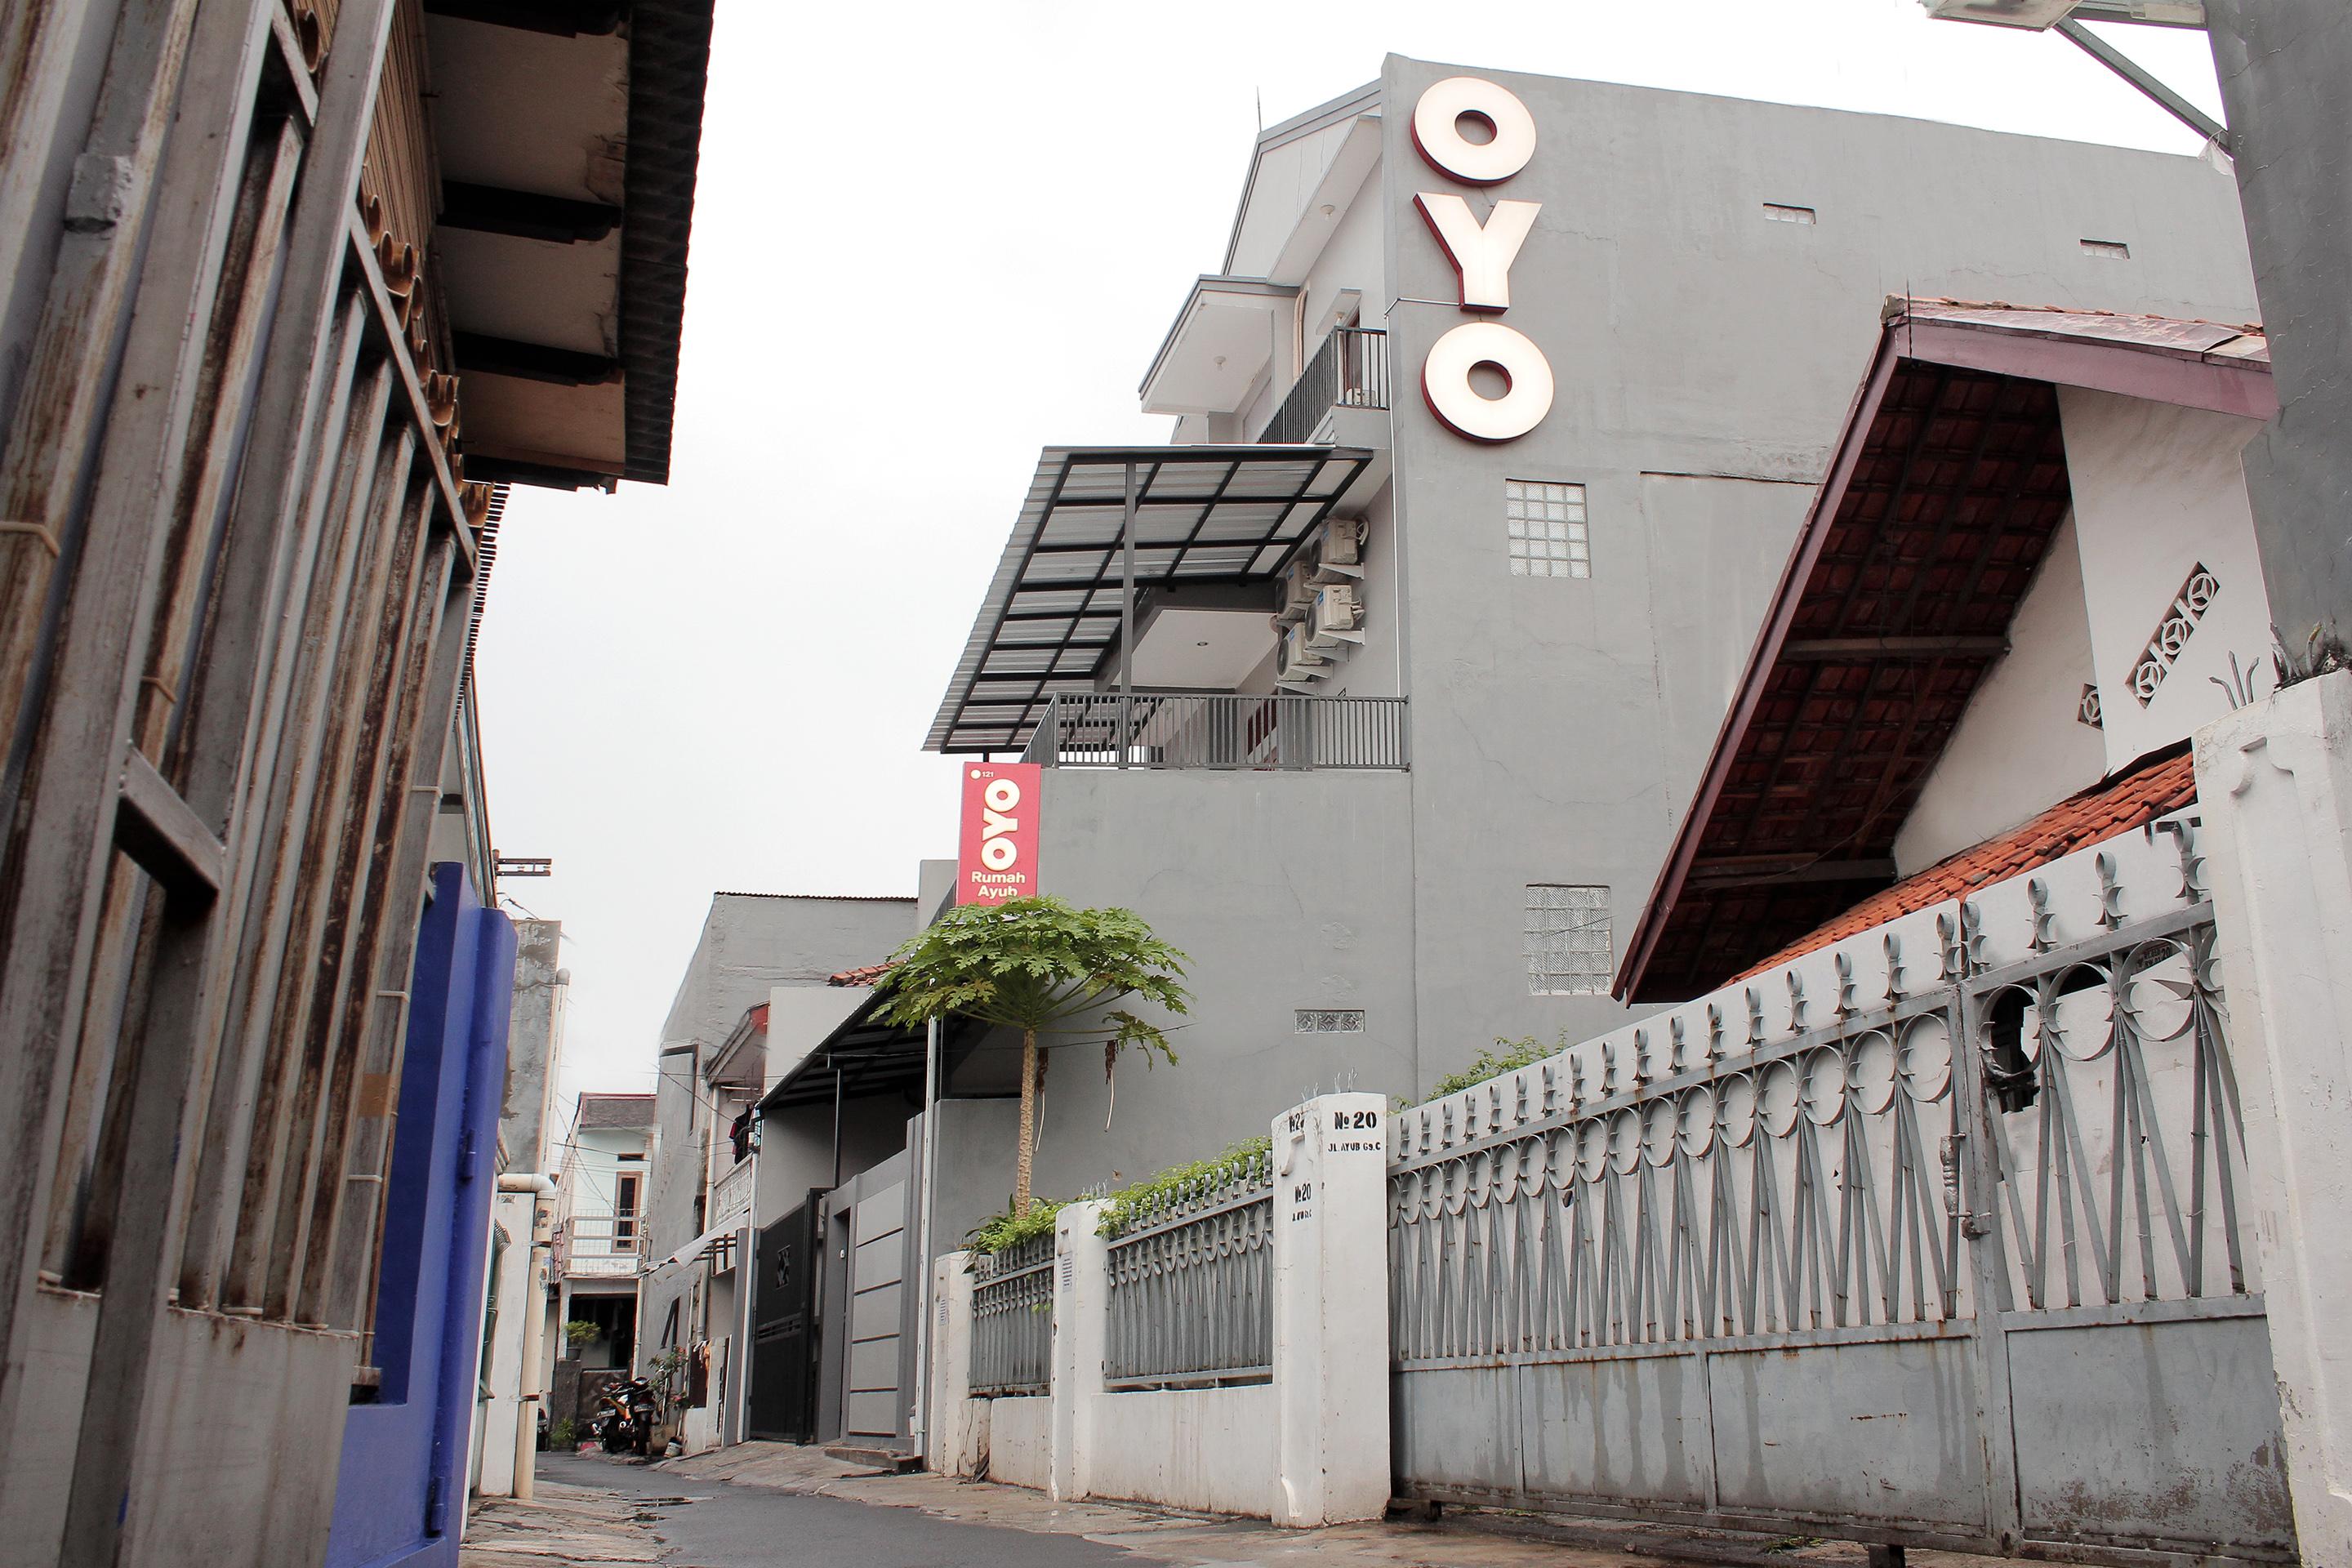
left=1412, top=75, right=1553, bottom=443
left=957, top=762, right=1041, bottom=905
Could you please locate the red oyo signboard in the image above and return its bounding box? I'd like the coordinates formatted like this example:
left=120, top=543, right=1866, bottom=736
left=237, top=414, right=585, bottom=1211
left=956, top=762, right=1041, bottom=906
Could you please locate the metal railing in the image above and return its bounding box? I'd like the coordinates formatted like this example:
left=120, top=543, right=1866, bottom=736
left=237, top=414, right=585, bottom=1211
left=1022, top=693, right=1407, bottom=771
left=969, top=1234, right=1056, bottom=1397
left=1383, top=813, right=2289, bottom=1556
left=1260, top=326, right=1389, bottom=446
left=1105, top=1156, right=1275, bottom=1389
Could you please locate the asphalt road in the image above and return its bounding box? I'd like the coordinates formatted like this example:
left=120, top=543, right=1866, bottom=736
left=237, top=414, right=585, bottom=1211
left=534, top=1451, right=1165, bottom=1568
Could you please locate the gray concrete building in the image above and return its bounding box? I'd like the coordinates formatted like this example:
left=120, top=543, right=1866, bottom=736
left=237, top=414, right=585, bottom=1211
left=918, top=54, right=2261, bottom=1205
left=634, top=893, right=917, bottom=1438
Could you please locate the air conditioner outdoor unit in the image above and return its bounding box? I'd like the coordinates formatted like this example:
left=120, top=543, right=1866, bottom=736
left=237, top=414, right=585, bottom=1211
left=1321, top=517, right=1364, bottom=568
left=1312, top=582, right=1363, bottom=644
left=1277, top=562, right=1314, bottom=622
left=1281, top=621, right=1330, bottom=680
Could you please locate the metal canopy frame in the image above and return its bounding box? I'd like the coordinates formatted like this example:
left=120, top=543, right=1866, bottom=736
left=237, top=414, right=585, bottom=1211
left=758, top=997, right=977, bottom=1112
left=926, top=444, right=1373, bottom=754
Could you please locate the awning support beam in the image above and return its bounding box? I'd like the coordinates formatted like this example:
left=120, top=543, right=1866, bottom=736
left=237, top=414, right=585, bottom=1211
left=2055, top=19, right=2230, bottom=149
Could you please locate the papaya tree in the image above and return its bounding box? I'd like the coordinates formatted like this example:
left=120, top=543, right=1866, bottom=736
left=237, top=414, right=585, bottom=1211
left=873, top=896, right=1188, bottom=1216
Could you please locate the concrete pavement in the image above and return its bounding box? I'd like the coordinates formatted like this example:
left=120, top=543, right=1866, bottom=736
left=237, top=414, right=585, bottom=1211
left=463, top=1443, right=2029, bottom=1568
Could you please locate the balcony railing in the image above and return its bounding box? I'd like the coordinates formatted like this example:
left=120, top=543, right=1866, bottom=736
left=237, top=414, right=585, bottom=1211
left=1022, top=694, right=1407, bottom=771
left=1259, top=327, right=1388, bottom=446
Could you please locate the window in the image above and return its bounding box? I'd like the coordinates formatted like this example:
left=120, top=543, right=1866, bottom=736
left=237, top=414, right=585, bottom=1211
left=1295, top=1009, right=1366, bottom=1034
left=1762, top=203, right=1817, bottom=225
left=2081, top=238, right=2131, bottom=260
left=1526, top=884, right=1612, bottom=996
left=613, top=1172, right=640, bottom=1253
left=1506, top=480, right=1589, bottom=577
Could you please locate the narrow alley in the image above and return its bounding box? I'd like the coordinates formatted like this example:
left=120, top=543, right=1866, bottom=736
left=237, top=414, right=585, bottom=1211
left=466, top=1447, right=2053, bottom=1568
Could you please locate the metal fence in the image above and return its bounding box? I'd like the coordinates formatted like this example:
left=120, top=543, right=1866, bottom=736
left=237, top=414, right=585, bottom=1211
left=1022, top=693, right=1407, bottom=771
left=1261, top=327, right=1388, bottom=446
left=1386, top=816, right=2293, bottom=1563
left=969, top=1234, right=1056, bottom=1397
left=1105, top=1157, right=1276, bottom=1389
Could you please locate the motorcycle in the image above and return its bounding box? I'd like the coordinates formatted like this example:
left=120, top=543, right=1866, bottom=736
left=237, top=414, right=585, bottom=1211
left=593, top=1377, right=657, bottom=1455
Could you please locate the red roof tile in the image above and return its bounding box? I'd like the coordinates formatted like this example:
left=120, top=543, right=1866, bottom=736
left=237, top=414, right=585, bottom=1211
left=1734, top=744, right=2196, bottom=981
left=829, top=960, right=896, bottom=987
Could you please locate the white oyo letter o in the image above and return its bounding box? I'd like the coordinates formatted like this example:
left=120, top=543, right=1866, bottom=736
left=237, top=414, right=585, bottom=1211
left=982, top=835, right=1018, bottom=871
left=982, top=777, right=1020, bottom=812
left=1423, top=321, right=1555, bottom=443
left=1412, top=77, right=1537, bottom=185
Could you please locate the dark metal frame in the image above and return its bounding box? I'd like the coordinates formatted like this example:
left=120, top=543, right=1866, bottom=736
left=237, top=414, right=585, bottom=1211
left=926, top=446, right=1374, bottom=754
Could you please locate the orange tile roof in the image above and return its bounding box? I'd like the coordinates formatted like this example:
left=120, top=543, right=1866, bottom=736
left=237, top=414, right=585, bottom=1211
left=1735, top=744, right=2196, bottom=981
left=829, top=960, right=896, bottom=987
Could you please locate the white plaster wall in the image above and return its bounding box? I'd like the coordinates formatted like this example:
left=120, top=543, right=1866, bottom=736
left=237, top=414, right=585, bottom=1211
left=2060, top=389, right=2273, bottom=768
left=476, top=1191, right=539, bottom=1495
left=984, top=1396, right=1053, bottom=1490
left=1231, top=118, right=1364, bottom=279
left=1895, top=513, right=2108, bottom=873
left=1300, top=160, right=1386, bottom=336
left=1080, top=1388, right=1276, bottom=1516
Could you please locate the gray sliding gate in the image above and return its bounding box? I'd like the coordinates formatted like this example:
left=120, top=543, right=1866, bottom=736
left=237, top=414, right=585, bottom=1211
left=1388, top=825, right=2294, bottom=1566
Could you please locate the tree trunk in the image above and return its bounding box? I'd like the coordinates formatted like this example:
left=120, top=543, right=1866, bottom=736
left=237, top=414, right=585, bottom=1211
left=1014, top=1027, right=1038, bottom=1216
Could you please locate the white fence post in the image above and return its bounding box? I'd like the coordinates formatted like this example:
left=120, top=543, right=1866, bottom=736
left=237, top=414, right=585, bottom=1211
left=2196, top=668, right=2352, bottom=1568
left=1050, top=1200, right=1111, bottom=1501
left=928, top=1250, right=982, bottom=1477
left=1270, top=1091, right=1390, bottom=1527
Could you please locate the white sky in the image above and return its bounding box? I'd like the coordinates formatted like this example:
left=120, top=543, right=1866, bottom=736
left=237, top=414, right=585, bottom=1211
left=471, top=2, right=2225, bottom=1111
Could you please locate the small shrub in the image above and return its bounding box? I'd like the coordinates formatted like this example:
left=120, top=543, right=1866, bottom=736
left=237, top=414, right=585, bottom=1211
left=563, top=1319, right=599, bottom=1348
left=1096, top=1137, right=1272, bottom=1239
left=1415, top=1032, right=1570, bottom=1105
left=967, top=1198, right=1064, bottom=1256
left=549, top=1417, right=577, bottom=1449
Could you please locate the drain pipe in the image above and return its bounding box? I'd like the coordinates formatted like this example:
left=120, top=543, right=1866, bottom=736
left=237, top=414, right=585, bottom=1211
left=910, top=1016, right=942, bottom=1458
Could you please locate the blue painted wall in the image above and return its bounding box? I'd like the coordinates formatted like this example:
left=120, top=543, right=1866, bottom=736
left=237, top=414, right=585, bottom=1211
left=327, top=864, right=515, bottom=1568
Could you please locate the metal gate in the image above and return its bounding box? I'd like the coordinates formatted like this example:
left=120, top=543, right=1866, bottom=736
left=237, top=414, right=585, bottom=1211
left=1388, top=822, right=2295, bottom=1565
left=747, top=1192, right=823, bottom=1443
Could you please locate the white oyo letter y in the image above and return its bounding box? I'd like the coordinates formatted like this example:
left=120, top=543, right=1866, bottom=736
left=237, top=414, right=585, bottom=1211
left=1414, top=194, right=1540, bottom=312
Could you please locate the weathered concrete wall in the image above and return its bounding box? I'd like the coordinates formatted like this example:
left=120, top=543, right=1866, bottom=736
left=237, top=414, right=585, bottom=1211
left=2060, top=389, right=2271, bottom=767
left=985, top=1396, right=1053, bottom=1490
left=1378, top=55, right=2261, bottom=1073
left=2196, top=667, right=2352, bottom=1565
left=501, top=919, right=566, bottom=1169
left=2207, top=0, right=2352, bottom=656
left=994, top=766, right=1414, bottom=1200
left=1080, top=1388, right=1276, bottom=1514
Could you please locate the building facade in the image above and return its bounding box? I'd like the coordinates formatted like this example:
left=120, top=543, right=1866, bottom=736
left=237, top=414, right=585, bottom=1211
left=551, top=1090, right=656, bottom=1406
left=918, top=55, right=2261, bottom=1205
left=633, top=893, right=920, bottom=1450
left=0, top=0, right=708, bottom=1560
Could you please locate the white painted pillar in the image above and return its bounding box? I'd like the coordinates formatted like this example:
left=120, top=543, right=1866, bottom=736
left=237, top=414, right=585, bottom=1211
left=927, top=1251, right=982, bottom=1477
left=1049, top=1200, right=1111, bottom=1501
left=2195, top=667, right=2352, bottom=1568
left=1270, top=1092, right=1391, bottom=1527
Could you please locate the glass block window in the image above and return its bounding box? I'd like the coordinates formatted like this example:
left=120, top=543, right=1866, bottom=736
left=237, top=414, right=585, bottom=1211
left=1526, top=884, right=1611, bottom=996
left=1506, top=480, right=1589, bottom=577
left=1295, top=1009, right=1366, bottom=1034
